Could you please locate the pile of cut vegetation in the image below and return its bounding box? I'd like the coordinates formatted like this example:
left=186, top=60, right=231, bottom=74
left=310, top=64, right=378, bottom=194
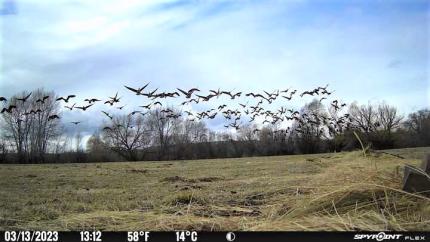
left=256, top=151, right=430, bottom=231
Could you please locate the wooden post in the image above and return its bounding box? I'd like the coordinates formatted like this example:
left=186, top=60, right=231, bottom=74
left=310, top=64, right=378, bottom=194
left=420, top=153, right=430, bottom=174
left=402, top=164, right=430, bottom=197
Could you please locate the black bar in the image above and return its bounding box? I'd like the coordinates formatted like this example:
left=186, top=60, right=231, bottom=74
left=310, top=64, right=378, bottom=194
left=1, top=231, right=429, bottom=242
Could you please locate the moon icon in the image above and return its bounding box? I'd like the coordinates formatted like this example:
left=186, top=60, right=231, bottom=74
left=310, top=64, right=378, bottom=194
left=226, top=232, right=236, bottom=241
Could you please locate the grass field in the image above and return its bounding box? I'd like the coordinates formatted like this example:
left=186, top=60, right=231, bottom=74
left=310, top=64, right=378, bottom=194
left=1, top=147, right=429, bottom=231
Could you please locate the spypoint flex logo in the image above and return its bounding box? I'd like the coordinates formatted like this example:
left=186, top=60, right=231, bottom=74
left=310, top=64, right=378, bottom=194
left=354, top=232, right=403, bottom=241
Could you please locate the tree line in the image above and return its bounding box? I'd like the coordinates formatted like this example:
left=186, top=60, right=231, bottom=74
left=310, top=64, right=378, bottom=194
left=0, top=89, right=429, bottom=163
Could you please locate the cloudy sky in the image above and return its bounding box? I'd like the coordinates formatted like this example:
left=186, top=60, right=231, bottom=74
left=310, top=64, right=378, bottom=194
left=0, top=0, right=429, bottom=136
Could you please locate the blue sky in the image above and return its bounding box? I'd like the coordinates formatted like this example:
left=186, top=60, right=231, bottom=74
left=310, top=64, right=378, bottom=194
left=0, top=0, right=429, bottom=135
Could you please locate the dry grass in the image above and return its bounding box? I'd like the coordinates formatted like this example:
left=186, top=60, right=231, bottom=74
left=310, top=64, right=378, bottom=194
left=0, top=147, right=429, bottom=231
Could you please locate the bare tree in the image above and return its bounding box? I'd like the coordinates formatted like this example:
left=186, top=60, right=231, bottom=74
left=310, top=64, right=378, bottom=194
left=404, top=109, right=430, bottom=146
left=75, top=132, right=83, bottom=153
left=238, top=123, right=258, bottom=156
left=171, top=118, right=189, bottom=159
left=73, top=132, right=87, bottom=162
left=53, top=135, right=68, bottom=162
left=347, top=101, right=403, bottom=149
left=325, top=104, right=350, bottom=152
left=1, top=89, right=61, bottom=163
left=257, top=123, right=292, bottom=156
left=238, top=123, right=258, bottom=142
left=102, top=114, right=151, bottom=161
left=188, top=121, right=208, bottom=143
left=87, top=132, right=115, bottom=162
left=145, top=108, right=178, bottom=160
left=348, top=102, right=378, bottom=135
left=0, top=140, right=7, bottom=163
left=377, top=102, right=403, bottom=134
left=87, top=132, right=105, bottom=153
left=294, top=99, right=326, bottom=154
left=171, top=119, right=209, bottom=159
left=258, top=126, right=275, bottom=155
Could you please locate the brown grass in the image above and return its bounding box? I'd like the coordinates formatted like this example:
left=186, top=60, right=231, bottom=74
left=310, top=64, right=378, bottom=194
left=0, top=147, right=429, bottom=231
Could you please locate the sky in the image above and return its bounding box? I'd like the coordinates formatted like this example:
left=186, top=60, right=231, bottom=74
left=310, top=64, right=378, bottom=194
left=0, top=0, right=429, bottom=138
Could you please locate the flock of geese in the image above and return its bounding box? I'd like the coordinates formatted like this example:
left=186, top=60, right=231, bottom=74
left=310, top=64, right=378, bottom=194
left=0, top=83, right=352, bottom=135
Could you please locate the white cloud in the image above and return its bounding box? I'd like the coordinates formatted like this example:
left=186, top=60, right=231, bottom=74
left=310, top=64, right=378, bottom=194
left=0, top=0, right=428, bottom=131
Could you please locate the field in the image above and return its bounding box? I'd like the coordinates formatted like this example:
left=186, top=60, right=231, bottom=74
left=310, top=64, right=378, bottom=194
left=1, top=147, right=429, bottom=231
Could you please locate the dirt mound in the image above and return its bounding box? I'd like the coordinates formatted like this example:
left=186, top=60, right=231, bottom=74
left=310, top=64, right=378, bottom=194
left=126, top=169, right=148, bottom=174
left=193, top=206, right=261, bottom=218
left=161, top=176, right=223, bottom=183
left=161, top=176, right=190, bottom=183
left=196, top=177, right=223, bottom=182
left=176, top=184, right=203, bottom=191
left=165, top=191, right=207, bottom=206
